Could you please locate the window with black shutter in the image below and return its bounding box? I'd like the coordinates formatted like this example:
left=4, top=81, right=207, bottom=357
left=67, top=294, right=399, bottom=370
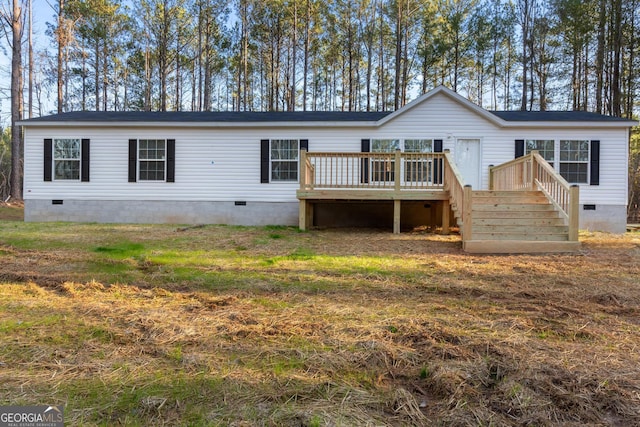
left=128, top=139, right=175, bottom=182
left=260, top=139, right=305, bottom=183
left=44, top=138, right=90, bottom=181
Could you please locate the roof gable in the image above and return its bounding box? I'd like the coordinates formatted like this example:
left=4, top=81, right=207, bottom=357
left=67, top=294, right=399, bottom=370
left=378, top=85, right=505, bottom=127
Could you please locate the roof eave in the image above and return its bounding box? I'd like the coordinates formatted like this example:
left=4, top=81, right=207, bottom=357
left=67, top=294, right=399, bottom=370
left=499, top=120, right=638, bottom=128
left=17, top=120, right=381, bottom=128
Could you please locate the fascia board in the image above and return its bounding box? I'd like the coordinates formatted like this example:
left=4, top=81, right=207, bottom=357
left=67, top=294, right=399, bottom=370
left=499, top=120, right=638, bottom=129
left=17, top=120, right=381, bottom=128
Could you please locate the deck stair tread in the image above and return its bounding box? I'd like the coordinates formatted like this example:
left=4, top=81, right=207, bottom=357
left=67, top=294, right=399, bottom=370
left=457, top=189, right=579, bottom=253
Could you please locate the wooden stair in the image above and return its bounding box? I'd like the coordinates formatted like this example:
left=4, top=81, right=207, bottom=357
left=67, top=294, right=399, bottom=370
left=456, top=190, right=580, bottom=254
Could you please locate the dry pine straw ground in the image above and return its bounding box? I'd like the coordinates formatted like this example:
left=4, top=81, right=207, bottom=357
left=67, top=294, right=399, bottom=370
left=0, top=223, right=639, bottom=426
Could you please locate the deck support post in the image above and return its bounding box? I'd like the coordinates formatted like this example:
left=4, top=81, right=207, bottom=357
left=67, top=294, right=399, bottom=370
left=299, top=200, right=313, bottom=231
left=569, top=185, right=580, bottom=241
left=462, top=185, right=473, bottom=241
left=393, top=200, right=401, bottom=234
left=393, top=149, right=402, bottom=234
left=299, top=200, right=307, bottom=231
left=442, top=199, right=450, bottom=234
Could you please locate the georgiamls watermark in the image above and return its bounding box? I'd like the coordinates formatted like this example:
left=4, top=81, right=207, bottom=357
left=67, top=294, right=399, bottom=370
left=0, top=406, right=64, bottom=427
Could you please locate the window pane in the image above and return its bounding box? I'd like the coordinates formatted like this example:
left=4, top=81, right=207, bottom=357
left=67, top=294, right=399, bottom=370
left=139, top=139, right=166, bottom=160
left=54, top=160, right=80, bottom=180
left=270, top=140, right=299, bottom=181
left=53, top=139, right=81, bottom=180
left=560, top=163, right=588, bottom=183
left=404, top=139, right=432, bottom=153
left=139, top=161, right=165, bottom=181
left=372, top=139, right=400, bottom=152
left=560, top=140, right=589, bottom=162
left=271, top=161, right=298, bottom=181
left=54, top=139, right=80, bottom=159
left=405, top=161, right=430, bottom=182
left=138, top=139, right=166, bottom=181
left=525, top=139, right=554, bottom=161
left=271, top=139, right=298, bottom=160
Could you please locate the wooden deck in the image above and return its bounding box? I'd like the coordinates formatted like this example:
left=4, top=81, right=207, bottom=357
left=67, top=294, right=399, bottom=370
left=297, top=150, right=580, bottom=253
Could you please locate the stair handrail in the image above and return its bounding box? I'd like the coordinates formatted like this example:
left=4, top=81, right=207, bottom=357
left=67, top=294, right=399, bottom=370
left=531, top=153, right=580, bottom=241
left=443, top=151, right=471, bottom=239
left=489, top=152, right=534, bottom=191
left=489, top=151, right=579, bottom=241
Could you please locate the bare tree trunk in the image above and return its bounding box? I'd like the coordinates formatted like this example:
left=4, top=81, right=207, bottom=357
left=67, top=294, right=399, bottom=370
left=302, top=0, right=309, bottom=111
left=95, top=41, right=100, bottom=110
left=290, top=0, right=297, bottom=111
left=393, top=0, right=402, bottom=110
left=9, top=0, right=23, bottom=200
left=611, top=0, right=622, bottom=116
left=102, top=42, right=107, bottom=111
left=197, top=0, right=203, bottom=111
left=57, top=0, right=64, bottom=113
left=519, top=0, right=530, bottom=111
left=595, top=0, right=605, bottom=114
left=378, top=0, right=385, bottom=111
left=175, top=26, right=181, bottom=111
left=624, top=0, right=636, bottom=118
left=27, top=0, right=32, bottom=118
left=365, top=10, right=374, bottom=111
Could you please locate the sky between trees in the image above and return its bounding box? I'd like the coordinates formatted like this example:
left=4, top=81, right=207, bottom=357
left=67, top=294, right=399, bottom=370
left=0, top=0, right=638, bottom=121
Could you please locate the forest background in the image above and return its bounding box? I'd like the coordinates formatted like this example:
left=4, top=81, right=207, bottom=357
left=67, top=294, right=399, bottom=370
left=1, top=0, right=639, bottom=221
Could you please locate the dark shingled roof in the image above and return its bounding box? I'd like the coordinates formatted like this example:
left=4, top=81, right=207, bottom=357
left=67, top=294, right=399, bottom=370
left=20, top=109, right=631, bottom=124
left=22, top=110, right=392, bottom=123
left=489, top=110, right=631, bottom=122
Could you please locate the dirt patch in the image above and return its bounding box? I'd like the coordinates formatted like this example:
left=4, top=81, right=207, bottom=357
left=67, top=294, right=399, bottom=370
left=0, top=202, right=24, bottom=221
left=0, top=224, right=639, bottom=425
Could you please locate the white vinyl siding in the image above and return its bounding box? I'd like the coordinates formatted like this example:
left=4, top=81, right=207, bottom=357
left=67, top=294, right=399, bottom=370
left=21, top=91, right=630, bottom=210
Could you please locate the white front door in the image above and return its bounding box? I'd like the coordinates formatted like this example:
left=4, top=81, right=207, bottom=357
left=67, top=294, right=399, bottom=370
left=455, top=139, right=482, bottom=189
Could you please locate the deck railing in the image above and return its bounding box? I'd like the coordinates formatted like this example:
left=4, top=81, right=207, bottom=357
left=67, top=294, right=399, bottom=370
left=489, top=151, right=579, bottom=241
left=299, top=149, right=445, bottom=191
left=443, top=151, right=471, bottom=238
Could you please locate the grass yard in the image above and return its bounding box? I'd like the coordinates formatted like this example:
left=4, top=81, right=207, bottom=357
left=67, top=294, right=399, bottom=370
left=0, top=207, right=639, bottom=426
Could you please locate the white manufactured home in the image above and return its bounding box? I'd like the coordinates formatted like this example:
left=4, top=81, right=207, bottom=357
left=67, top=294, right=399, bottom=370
left=19, top=86, right=637, bottom=253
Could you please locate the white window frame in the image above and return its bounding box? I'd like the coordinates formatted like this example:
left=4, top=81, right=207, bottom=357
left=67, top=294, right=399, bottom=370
left=138, top=139, right=167, bottom=182
left=524, top=139, right=590, bottom=184
left=270, top=139, right=299, bottom=182
left=525, top=139, right=555, bottom=167
left=371, top=139, right=400, bottom=182
left=559, top=140, right=590, bottom=184
left=370, top=138, right=435, bottom=183
left=404, top=139, right=434, bottom=184
left=53, top=138, right=81, bottom=181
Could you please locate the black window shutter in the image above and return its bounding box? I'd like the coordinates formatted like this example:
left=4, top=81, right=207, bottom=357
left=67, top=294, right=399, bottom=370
left=361, top=139, right=370, bottom=184
left=166, top=139, right=175, bottom=182
left=260, top=139, right=270, bottom=183
left=128, top=139, right=137, bottom=182
left=590, top=140, right=600, bottom=185
left=81, top=139, right=90, bottom=182
left=44, top=139, right=53, bottom=181
left=515, top=139, right=525, bottom=158
left=434, top=139, right=443, bottom=184
left=300, top=139, right=309, bottom=152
